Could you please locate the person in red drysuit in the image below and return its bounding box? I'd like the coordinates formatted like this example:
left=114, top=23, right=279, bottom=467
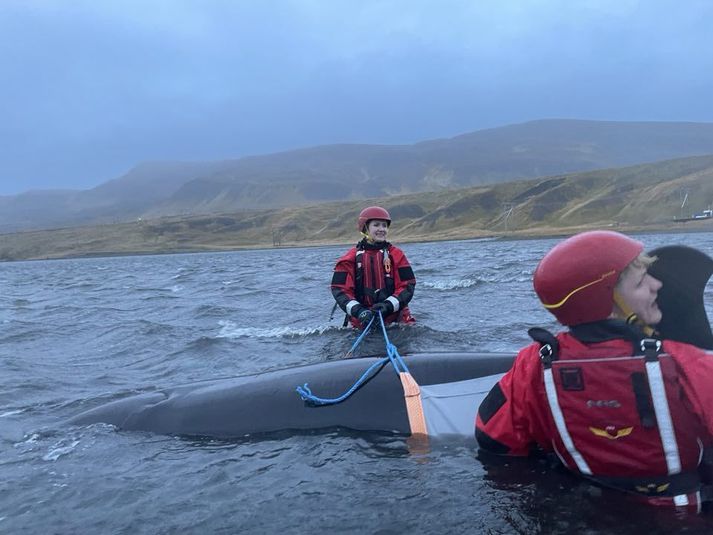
left=331, top=206, right=416, bottom=329
left=475, top=230, right=713, bottom=510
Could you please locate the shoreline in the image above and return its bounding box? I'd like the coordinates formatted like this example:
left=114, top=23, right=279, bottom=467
left=2, top=220, right=711, bottom=263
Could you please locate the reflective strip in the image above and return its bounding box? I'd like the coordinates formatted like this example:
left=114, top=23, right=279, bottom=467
left=346, top=300, right=360, bottom=315
left=543, top=368, right=592, bottom=475
left=386, top=295, right=400, bottom=312
left=645, top=359, right=682, bottom=474
left=399, top=372, right=428, bottom=437
left=673, top=494, right=689, bottom=507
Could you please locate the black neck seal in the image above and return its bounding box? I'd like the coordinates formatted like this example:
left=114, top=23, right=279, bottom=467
left=357, top=238, right=390, bottom=250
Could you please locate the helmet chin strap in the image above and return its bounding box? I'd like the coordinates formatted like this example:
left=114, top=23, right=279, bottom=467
left=360, top=230, right=387, bottom=244
left=612, top=291, right=655, bottom=336
left=360, top=230, right=374, bottom=243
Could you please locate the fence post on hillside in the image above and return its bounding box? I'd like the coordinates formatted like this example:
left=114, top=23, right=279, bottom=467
left=272, top=228, right=282, bottom=247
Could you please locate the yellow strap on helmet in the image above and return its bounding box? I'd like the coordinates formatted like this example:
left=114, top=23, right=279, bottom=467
left=541, top=270, right=616, bottom=310
left=613, top=291, right=655, bottom=336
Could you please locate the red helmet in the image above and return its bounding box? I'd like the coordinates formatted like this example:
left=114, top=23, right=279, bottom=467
left=533, top=230, right=643, bottom=326
left=357, top=206, right=391, bottom=232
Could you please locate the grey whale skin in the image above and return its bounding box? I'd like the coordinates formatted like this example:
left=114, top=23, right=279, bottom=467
left=67, top=352, right=515, bottom=439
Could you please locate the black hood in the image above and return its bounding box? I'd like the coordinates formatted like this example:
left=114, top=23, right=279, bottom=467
left=647, top=245, right=713, bottom=349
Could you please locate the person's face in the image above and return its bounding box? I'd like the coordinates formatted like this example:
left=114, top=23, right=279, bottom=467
left=614, top=263, right=663, bottom=325
left=366, top=220, right=389, bottom=242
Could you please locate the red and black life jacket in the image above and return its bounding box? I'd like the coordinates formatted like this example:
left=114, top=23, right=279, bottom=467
left=331, top=240, right=415, bottom=327
left=530, top=327, right=708, bottom=508
left=353, top=241, right=395, bottom=306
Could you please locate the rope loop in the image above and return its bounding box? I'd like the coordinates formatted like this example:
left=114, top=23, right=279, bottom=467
left=295, top=311, right=404, bottom=406
left=296, top=358, right=388, bottom=406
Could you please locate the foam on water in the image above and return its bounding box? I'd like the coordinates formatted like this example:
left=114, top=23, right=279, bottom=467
left=217, top=320, right=341, bottom=339
left=420, top=278, right=480, bottom=290
left=43, top=439, right=81, bottom=462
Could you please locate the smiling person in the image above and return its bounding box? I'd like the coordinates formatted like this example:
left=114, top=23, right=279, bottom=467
left=330, top=206, right=416, bottom=329
left=475, top=230, right=713, bottom=510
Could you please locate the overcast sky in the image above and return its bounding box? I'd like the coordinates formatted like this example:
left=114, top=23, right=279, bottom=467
left=1, top=0, right=711, bottom=196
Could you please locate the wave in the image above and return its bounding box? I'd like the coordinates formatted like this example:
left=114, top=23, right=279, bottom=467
left=43, top=438, right=81, bottom=462
left=170, top=268, right=199, bottom=281
left=217, top=320, right=343, bottom=339
left=420, top=278, right=480, bottom=290
left=421, top=270, right=531, bottom=290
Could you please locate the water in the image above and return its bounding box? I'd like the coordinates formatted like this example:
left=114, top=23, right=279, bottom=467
left=2, top=232, right=713, bottom=534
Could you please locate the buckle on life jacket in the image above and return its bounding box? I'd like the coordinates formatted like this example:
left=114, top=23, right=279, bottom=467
left=640, top=338, right=662, bottom=362
left=528, top=327, right=560, bottom=368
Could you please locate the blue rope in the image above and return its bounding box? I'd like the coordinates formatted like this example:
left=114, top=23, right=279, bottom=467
left=296, top=357, right=389, bottom=406
left=344, top=314, right=375, bottom=357
left=377, top=309, right=410, bottom=375
left=296, top=311, right=404, bottom=406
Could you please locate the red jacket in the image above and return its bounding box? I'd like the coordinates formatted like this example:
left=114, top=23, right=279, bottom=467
left=476, top=326, right=713, bottom=504
left=331, top=240, right=415, bottom=328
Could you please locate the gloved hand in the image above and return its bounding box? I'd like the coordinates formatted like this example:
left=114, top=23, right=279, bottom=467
left=354, top=306, right=374, bottom=326
left=371, top=300, right=394, bottom=316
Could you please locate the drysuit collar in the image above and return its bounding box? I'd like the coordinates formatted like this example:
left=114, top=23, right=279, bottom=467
left=357, top=238, right=390, bottom=250
left=569, top=319, right=654, bottom=348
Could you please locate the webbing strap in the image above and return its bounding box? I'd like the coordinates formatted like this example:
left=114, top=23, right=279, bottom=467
left=645, top=359, right=682, bottom=475
left=399, top=372, right=428, bottom=437
left=642, top=342, right=689, bottom=507
left=542, top=366, right=592, bottom=475
left=376, top=312, right=429, bottom=439
left=639, top=339, right=685, bottom=509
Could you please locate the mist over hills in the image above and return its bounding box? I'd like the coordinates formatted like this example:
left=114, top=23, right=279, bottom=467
left=3, top=118, right=713, bottom=233
left=2, top=152, right=713, bottom=262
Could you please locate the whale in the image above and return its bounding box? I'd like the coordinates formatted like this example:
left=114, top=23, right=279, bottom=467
left=67, top=352, right=515, bottom=439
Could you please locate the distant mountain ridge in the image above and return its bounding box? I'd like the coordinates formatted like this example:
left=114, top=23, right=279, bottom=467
left=2, top=153, right=713, bottom=261
left=4, top=119, right=713, bottom=232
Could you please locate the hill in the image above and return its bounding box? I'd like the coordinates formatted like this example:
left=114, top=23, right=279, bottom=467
left=2, top=154, right=712, bottom=261
left=3, top=119, right=713, bottom=232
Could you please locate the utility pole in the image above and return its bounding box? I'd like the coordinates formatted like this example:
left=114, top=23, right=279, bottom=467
left=502, top=203, right=514, bottom=232
left=679, top=189, right=689, bottom=220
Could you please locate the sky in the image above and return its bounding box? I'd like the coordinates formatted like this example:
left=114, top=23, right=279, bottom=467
left=1, top=0, right=712, bottom=196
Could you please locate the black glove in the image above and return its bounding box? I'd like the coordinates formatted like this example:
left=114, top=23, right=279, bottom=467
left=354, top=306, right=374, bottom=326
left=371, top=300, right=394, bottom=316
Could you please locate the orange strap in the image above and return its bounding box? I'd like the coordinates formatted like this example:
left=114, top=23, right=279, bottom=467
left=399, top=372, right=428, bottom=437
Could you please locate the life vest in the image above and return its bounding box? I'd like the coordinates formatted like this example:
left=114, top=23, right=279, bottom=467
left=530, top=328, right=708, bottom=508
left=354, top=242, right=395, bottom=306
left=331, top=241, right=416, bottom=328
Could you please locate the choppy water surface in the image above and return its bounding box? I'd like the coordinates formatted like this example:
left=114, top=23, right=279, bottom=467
left=2, top=232, right=713, bottom=534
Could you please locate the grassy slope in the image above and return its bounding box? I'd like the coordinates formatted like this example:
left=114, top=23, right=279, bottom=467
left=2, top=155, right=713, bottom=261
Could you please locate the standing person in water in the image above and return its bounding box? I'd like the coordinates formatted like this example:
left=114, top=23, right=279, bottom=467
left=475, top=230, right=713, bottom=510
left=331, top=206, right=416, bottom=329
